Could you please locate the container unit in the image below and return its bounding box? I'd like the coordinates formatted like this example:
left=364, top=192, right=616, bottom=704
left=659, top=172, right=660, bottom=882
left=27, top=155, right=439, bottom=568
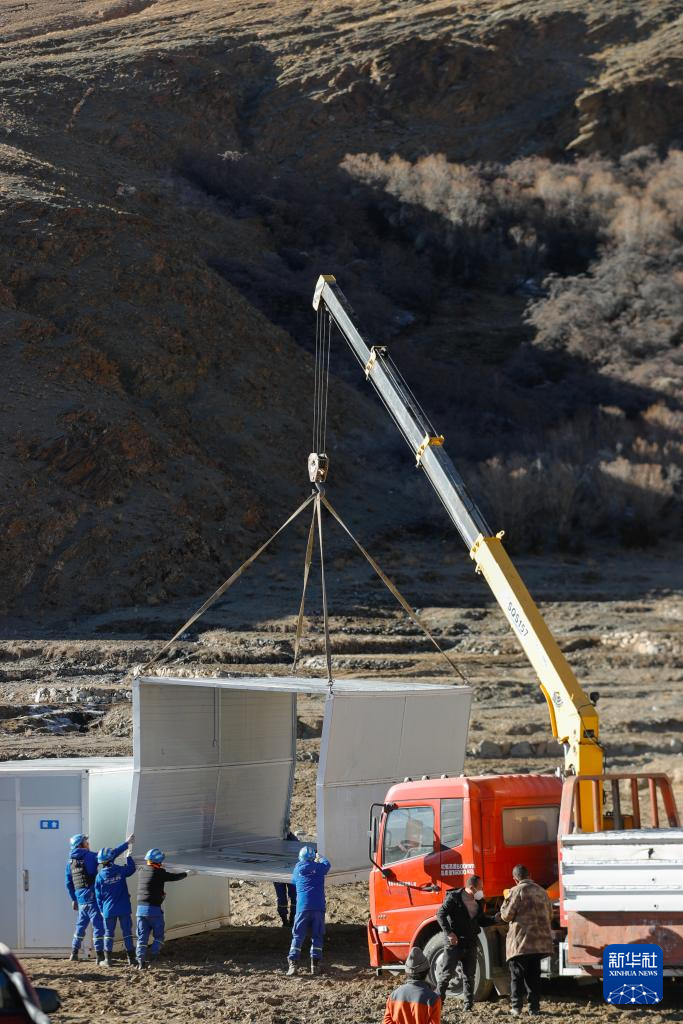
left=129, top=675, right=472, bottom=883
left=0, top=758, right=230, bottom=957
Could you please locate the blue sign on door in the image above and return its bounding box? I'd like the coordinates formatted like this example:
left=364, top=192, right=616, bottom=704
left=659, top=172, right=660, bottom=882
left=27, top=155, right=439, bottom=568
left=603, top=944, right=663, bottom=1005
left=40, top=819, right=60, bottom=830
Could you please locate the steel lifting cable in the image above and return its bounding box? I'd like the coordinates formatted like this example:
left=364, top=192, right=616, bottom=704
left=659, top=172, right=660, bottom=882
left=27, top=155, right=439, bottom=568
left=292, top=502, right=318, bottom=670
left=312, top=306, right=332, bottom=456
left=315, top=494, right=333, bottom=687
left=136, top=493, right=316, bottom=675
left=321, top=312, right=332, bottom=454
left=313, top=305, right=322, bottom=453
left=321, top=493, right=471, bottom=684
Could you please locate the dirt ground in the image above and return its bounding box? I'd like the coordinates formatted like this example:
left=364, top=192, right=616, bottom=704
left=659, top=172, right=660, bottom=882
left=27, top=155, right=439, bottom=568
left=2, top=541, right=683, bottom=1022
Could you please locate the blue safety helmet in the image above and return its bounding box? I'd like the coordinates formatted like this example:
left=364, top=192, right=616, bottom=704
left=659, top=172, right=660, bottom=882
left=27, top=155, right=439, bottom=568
left=145, top=848, right=165, bottom=864
left=298, top=845, right=316, bottom=862
left=69, top=833, right=88, bottom=852
left=97, top=847, right=114, bottom=864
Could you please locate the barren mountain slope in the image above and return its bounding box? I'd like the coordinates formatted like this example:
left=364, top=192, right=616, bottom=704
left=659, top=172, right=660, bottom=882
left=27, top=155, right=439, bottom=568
left=0, top=0, right=681, bottom=626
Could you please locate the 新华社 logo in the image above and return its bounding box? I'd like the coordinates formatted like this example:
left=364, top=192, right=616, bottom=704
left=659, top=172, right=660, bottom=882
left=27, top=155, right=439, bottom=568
left=603, top=944, right=663, bottom=1005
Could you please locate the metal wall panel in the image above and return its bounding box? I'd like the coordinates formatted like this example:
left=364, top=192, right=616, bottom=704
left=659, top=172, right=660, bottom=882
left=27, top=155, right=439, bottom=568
left=20, top=775, right=81, bottom=807
left=396, top=693, right=470, bottom=777
left=139, top=683, right=218, bottom=768
left=87, top=769, right=132, bottom=850
left=0, top=792, right=18, bottom=946
left=219, top=689, right=293, bottom=764
left=212, top=763, right=291, bottom=846
left=319, top=694, right=407, bottom=784
left=133, top=767, right=218, bottom=855
left=317, top=689, right=471, bottom=872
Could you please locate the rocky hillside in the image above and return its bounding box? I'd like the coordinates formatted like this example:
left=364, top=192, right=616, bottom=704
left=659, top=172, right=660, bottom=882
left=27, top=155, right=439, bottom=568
left=0, top=0, right=681, bottom=628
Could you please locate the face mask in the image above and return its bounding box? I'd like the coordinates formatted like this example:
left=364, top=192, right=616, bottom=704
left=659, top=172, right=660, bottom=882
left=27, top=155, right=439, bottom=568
left=473, top=890, right=484, bottom=901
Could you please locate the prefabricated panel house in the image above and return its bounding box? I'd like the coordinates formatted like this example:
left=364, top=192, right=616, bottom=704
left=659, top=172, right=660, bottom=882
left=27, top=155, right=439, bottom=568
left=129, top=675, right=472, bottom=883
left=0, top=758, right=230, bottom=957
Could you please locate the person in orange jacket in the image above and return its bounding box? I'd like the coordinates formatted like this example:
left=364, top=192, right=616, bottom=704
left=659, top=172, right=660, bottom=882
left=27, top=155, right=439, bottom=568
left=383, top=947, right=441, bottom=1024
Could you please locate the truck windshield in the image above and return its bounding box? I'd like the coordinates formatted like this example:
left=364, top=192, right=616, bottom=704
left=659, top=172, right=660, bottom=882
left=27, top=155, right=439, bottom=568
left=502, top=805, right=559, bottom=845
left=383, top=805, right=435, bottom=865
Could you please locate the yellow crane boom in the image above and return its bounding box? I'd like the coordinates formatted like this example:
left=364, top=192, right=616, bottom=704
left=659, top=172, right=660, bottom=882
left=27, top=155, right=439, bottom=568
left=313, top=274, right=604, bottom=829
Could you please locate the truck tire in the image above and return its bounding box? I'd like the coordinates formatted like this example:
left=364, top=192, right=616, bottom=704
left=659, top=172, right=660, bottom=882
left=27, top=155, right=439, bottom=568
left=423, top=932, right=494, bottom=1003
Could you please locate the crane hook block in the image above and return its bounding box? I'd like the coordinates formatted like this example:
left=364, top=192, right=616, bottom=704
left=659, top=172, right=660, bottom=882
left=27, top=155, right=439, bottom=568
left=308, top=452, right=329, bottom=483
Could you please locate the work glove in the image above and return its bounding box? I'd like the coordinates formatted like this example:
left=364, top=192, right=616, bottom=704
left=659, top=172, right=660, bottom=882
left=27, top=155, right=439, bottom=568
left=185, top=869, right=196, bottom=877
left=72, top=900, right=78, bottom=911
left=126, top=833, right=135, bottom=846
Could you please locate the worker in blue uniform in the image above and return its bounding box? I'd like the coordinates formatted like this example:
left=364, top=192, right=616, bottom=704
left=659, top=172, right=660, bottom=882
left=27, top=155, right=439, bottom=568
left=65, top=831, right=133, bottom=963
left=94, top=843, right=137, bottom=967
left=287, top=845, right=331, bottom=976
left=135, top=848, right=194, bottom=969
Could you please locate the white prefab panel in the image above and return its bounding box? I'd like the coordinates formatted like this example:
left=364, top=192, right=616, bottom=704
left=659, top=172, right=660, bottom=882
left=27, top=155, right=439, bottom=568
left=317, top=689, right=471, bottom=872
left=321, top=690, right=471, bottom=785
left=20, top=776, right=81, bottom=806
left=396, top=694, right=470, bottom=777
left=139, top=684, right=217, bottom=768
left=21, top=809, right=82, bottom=949
left=317, top=780, right=392, bottom=872
left=133, top=768, right=218, bottom=855
left=0, top=784, right=17, bottom=947
left=220, top=690, right=293, bottom=763
left=212, top=763, right=291, bottom=846
left=321, top=695, right=406, bottom=784
left=88, top=769, right=132, bottom=850
left=160, top=874, right=230, bottom=934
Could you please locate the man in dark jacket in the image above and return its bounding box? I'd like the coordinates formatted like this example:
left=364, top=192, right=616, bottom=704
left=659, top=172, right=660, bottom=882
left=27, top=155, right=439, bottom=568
left=435, top=874, right=494, bottom=1010
left=135, top=847, right=194, bottom=969
left=65, top=831, right=133, bottom=964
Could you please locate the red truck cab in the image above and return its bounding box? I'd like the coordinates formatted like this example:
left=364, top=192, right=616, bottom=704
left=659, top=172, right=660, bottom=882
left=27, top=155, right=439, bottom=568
left=368, top=773, right=562, bottom=993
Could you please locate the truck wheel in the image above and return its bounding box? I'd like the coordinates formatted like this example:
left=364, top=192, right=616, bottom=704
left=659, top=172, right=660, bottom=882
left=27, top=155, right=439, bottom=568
left=423, top=933, right=494, bottom=1003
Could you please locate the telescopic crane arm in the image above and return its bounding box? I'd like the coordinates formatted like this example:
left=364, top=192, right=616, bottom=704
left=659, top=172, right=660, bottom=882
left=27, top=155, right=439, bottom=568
left=313, top=274, right=603, bottom=828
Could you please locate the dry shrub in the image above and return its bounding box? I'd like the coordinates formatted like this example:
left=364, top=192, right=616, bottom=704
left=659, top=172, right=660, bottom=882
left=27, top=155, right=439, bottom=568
left=467, top=402, right=683, bottom=550
left=472, top=455, right=582, bottom=551
left=528, top=149, right=683, bottom=365
left=342, top=147, right=683, bottom=367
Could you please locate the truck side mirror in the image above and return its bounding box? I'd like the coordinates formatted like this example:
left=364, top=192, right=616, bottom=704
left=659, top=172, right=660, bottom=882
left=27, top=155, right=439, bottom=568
left=369, top=803, right=383, bottom=859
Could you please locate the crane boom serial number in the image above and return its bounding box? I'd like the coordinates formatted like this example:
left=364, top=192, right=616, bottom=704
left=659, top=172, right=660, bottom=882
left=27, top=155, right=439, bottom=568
left=508, top=601, right=530, bottom=638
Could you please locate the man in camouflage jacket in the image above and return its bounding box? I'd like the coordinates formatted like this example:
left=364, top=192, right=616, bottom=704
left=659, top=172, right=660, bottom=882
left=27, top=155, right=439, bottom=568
left=499, top=864, right=553, bottom=1016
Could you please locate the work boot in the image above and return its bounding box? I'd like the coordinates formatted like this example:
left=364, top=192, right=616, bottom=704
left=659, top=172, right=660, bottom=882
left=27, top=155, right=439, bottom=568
left=69, top=950, right=79, bottom=962
left=136, top=959, right=147, bottom=971
left=126, top=950, right=137, bottom=966
left=310, top=959, right=321, bottom=976
left=103, top=951, right=114, bottom=968
left=286, top=961, right=297, bottom=977
left=510, top=1009, right=521, bottom=1017
left=95, top=951, right=105, bottom=966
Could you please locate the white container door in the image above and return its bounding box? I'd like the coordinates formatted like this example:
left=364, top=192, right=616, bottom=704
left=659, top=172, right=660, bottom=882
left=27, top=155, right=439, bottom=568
left=21, top=809, right=82, bottom=949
